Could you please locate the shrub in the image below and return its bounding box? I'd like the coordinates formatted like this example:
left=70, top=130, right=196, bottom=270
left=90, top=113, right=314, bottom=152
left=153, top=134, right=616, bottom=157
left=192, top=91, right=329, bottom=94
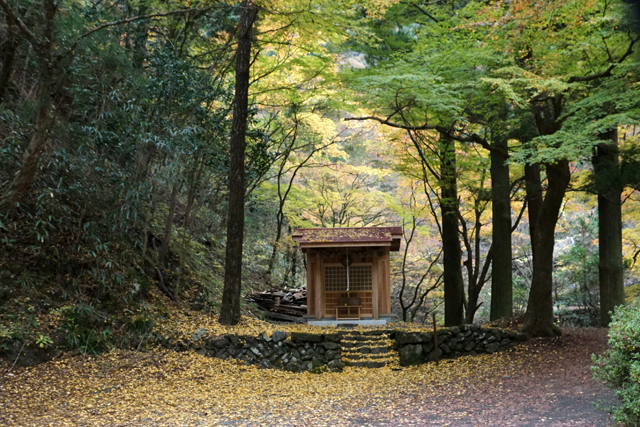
left=592, top=305, right=640, bottom=426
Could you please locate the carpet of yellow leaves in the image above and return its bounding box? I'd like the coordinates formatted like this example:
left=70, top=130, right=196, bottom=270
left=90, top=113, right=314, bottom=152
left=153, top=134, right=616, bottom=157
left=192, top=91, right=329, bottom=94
left=153, top=307, right=435, bottom=344
left=0, top=347, right=522, bottom=426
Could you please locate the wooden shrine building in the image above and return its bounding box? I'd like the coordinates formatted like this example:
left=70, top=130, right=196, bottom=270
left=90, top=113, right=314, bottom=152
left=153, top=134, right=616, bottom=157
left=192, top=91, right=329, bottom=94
left=292, top=227, right=403, bottom=325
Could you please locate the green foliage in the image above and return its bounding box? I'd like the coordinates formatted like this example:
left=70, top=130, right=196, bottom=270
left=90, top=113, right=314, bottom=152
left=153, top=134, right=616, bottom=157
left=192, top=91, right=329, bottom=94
left=36, top=334, right=53, bottom=349
left=554, top=214, right=600, bottom=326
left=592, top=305, right=640, bottom=426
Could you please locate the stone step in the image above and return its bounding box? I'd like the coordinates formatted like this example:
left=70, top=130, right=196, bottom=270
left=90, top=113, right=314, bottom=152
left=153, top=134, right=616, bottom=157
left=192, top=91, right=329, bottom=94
left=343, top=335, right=389, bottom=342
left=344, top=346, right=390, bottom=355
left=342, top=353, right=390, bottom=361
left=342, top=340, right=388, bottom=348
left=344, top=330, right=387, bottom=336
left=347, top=360, right=388, bottom=368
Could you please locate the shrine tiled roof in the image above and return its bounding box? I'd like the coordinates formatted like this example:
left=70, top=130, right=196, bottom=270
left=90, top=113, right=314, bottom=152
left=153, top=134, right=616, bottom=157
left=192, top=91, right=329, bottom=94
left=292, top=226, right=403, bottom=251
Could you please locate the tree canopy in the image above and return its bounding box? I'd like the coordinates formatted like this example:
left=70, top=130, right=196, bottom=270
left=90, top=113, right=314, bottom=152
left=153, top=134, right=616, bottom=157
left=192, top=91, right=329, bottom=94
left=0, top=0, right=638, bottom=347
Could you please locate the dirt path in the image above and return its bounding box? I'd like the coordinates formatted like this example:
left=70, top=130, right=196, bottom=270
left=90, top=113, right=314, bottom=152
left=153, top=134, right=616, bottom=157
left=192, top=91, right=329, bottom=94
left=349, top=328, right=616, bottom=427
left=0, top=328, right=616, bottom=427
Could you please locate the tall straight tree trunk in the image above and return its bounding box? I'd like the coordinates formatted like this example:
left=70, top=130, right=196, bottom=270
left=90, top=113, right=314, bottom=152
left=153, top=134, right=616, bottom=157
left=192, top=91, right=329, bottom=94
left=440, top=137, right=465, bottom=326
left=594, top=129, right=624, bottom=326
left=219, top=1, right=257, bottom=325
left=489, top=136, right=513, bottom=320
left=524, top=163, right=543, bottom=260
left=522, top=160, right=570, bottom=337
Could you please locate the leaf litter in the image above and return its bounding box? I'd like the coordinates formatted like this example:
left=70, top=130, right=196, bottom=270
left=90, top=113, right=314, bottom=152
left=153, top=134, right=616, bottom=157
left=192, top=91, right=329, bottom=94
left=0, top=323, right=615, bottom=426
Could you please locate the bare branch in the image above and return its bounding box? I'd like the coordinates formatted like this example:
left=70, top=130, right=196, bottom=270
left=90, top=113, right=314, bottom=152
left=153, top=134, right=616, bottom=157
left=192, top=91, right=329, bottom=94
left=568, top=35, right=639, bottom=83
left=411, top=3, right=439, bottom=22
left=0, top=0, right=41, bottom=50
left=345, top=115, right=493, bottom=151
left=58, top=7, right=213, bottom=63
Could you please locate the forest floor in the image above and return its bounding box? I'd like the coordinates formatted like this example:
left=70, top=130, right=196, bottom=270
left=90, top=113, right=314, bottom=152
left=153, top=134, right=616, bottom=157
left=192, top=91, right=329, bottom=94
left=0, top=327, right=616, bottom=427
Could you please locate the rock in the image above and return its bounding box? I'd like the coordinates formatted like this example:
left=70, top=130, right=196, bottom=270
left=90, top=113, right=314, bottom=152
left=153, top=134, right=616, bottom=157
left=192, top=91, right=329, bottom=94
left=449, top=326, right=460, bottom=334
left=323, top=341, right=340, bottom=350
left=271, top=331, right=289, bottom=342
left=484, top=335, right=497, bottom=344
left=362, top=330, right=386, bottom=336
left=291, top=332, right=323, bottom=343
left=250, top=347, right=262, bottom=356
left=362, top=361, right=386, bottom=368
left=370, top=346, right=389, bottom=355
left=440, top=343, right=451, bottom=354
left=485, top=342, right=500, bottom=353
left=324, top=333, right=343, bottom=342
left=396, top=332, right=423, bottom=345
left=192, top=328, right=206, bottom=342
left=426, top=348, right=442, bottom=362
left=207, top=337, right=230, bottom=349
left=325, top=350, right=340, bottom=360
left=399, top=344, right=423, bottom=366
left=313, top=355, right=327, bottom=365
left=422, top=341, right=434, bottom=353
left=328, top=359, right=344, bottom=370
left=464, top=341, right=476, bottom=352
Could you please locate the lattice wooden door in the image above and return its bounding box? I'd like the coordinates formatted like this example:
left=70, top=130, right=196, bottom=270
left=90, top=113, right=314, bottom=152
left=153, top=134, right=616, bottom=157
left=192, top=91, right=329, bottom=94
left=323, top=263, right=373, bottom=318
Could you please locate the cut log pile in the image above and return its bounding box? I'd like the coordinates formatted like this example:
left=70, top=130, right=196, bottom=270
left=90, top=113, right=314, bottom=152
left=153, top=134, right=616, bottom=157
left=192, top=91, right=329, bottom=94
left=245, top=287, right=307, bottom=323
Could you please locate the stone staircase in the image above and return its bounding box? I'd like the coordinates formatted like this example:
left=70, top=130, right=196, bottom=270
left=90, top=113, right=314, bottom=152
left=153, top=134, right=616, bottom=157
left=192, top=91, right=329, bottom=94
left=340, top=330, right=398, bottom=368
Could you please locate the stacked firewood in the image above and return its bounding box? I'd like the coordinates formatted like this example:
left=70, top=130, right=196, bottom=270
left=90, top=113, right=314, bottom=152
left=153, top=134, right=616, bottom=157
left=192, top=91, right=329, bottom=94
left=245, top=287, right=307, bottom=323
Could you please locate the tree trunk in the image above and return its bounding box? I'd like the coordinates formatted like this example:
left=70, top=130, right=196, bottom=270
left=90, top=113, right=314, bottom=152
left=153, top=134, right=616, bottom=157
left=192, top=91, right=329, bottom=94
left=0, top=23, right=17, bottom=101
left=594, top=129, right=625, bottom=326
left=159, top=180, right=180, bottom=265
left=524, top=163, right=543, bottom=259
left=489, top=137, right=513, bottom=320
left=266, top=209, right=284, bottom=281
left=440, top=138, right=465, bottom=326
left=3, top=0, right=56, bottom=205
left=219, top=1, right=257, bottom=325
left=521, top=160, right=570, bottom=337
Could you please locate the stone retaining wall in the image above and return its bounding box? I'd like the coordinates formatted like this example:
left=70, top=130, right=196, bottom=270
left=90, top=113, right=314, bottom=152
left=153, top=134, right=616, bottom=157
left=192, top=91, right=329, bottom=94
left=184, top=330, right=345, bottom=372
left=394, top=325, right=527, bottom=366
left=161, top=325, right=527, bottom=372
